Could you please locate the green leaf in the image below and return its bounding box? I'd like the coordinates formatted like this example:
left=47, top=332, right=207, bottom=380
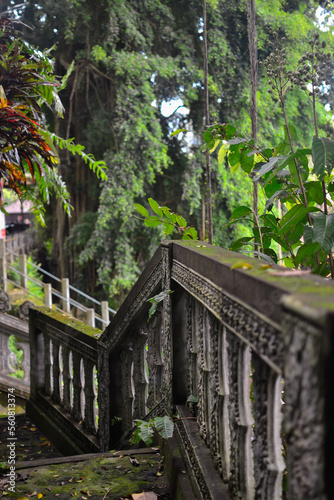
left=305, top=181, right=325, bottom=205
left=278, top=205, right=318, bottom=237
left=170, top=128, right=187, bottom=137
left=134, top=420, right=154, bottom=446
left=230, top=206, right=253, bottom=220
left=295, top=242, right=321, bottom=267
left=147, top=290, right=173, bottom=321
left=240, top=147, right=254, bottom=174
left=311, top=213, right=334, bottom=252
left=144, top=216, right=163, bottom=227
left=253, top=156, right=284, bottom=181
left=218, top=143, right=229, bottom=164
left=303, top=225, right=314, bottom=244
left=230, top=237, right=253, bottom=252
left=163, top=222, right=175, bottom=236
left=263, top=189, right=287, bottom=214
left=186, top=395, right=198, bottom=404
left=153, top=416, right=174, bottom=440
left=134, top=203, right=149, bottom=217
left=183, top=227, right=198, bottom=240
left=148, top=198, right=163, bottom=217
left=175, top=215, right=187, bottom=227
left=312, top=136, right=334, bottom=180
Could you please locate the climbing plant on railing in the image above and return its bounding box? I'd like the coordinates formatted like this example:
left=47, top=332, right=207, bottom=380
left=204, top=32, right=334, bottom=277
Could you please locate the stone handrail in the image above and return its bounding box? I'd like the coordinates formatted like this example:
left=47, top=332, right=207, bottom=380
left=98, top=240, right=334, bottom=499
left=0, top=311, right=30, bottom=398
left=26, top=240, right=334, bottom=498
left=28, top=308, right=101, bottom=454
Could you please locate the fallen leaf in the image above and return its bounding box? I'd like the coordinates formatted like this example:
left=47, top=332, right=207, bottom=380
left=129, top=457, right=139, bottom=466
left=17, top=497, right=30, bottom=500
left=41, top=441, right=51, bottom=446
left=37, top=494, right=43, bottom=499
left=29, top=427, right=37, bottom=432
left=231, top=260, right=253, bottom=270
left=53, top=475, right=60, bottom=478
left=259, top=264, right=272, bottom=270
left=26, top=493, right=37, bottom=498
left=156, top=472, right=163, bottom=476
left=132, top=493, right=158, bottom=500
left=69, top=477, right=74, bottom=482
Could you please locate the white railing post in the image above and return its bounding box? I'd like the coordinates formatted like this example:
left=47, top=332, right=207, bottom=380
left=19, top=253, right=27, bottom=289
left=44, top=283, right=52, bottom=308
left=101, top=301, right=109, bottom=327
left=61, top=278, right=70, bottom=313
left=86, top=308, right=95, bottom=327
left=0, top=239, right=7, bottom=292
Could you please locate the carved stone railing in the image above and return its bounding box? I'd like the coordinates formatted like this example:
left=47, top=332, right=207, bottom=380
left=97, top=240, right=334, bottom=500
left=27, top=308, right=101, bottom=454
left=0, top=310, right=30, bottom=399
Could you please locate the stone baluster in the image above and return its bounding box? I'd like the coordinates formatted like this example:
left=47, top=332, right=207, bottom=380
left=120, top=345, right=134, bottom=433
left=132, top=329, right=148, bottom=420
left=0, top=333, right=11, bottom=377
left=16, top=339, right=30, bottom=385
left=71, top=351, right=83, bottom=421
left=147, top=310, right=163, bottom=409
left=82, top=358, right=96, bottom=433
left=80, top=358, right=85, bottom=421
left=62, top=346, right=72, bottom=412
left=51, top=340, right=61, bottom=403
left=237, top=344, right=255, bottom=499
left=218, top=325, right=231, bottom=481
left=43, top=333, right=52, bottom=396
left=58, top=346, right=64, bottom=402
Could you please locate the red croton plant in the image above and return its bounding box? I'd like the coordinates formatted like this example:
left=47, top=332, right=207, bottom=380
left=0, top=17, right=58, bottom=198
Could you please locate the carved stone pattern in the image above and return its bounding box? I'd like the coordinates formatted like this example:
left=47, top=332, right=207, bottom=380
left=18, top=300, right=34, bottom=322
left=226, top=328, right=241, bottom=499
left=120, top=346, right=134, bottom=433
left=171, top=260, right=282, bottom=372
left=175, top=418, right=212, bottom=500
left=195, top=301, right=206, bottom=442
left=208, top=314, right=220, bottom=472
left=186, top=294, right=198, bottom=416
left=35, top=318, right=97, bottom=362
left=97, top=347, right=110, bottom=451
left=161, top=247, right=173, bottom=411
left=0, top=333, right=12, bottom=374
left=101, top=258, right=163, bottom=351
left=132, top=329, right=148, bottom=420
left=282, top=312, right=326, bottom=500
left=252, top=353, right=270, bottom=499
left=0, top=291, right=11, bottom=312
left=146, top=309, right=163, bottom=410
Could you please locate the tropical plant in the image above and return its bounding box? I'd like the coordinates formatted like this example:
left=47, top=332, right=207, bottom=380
left=204, top=33, right=334, bottom=277
left=0, top=17, right=107, bottom=224
left=132, top=416, right=174, bottom=447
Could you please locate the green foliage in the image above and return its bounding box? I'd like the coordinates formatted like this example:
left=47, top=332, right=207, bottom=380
left=204, top=31, right=334, bottom=277
left=147, top=289, right=173, bottom=321
left=0, top=17, right=107, bottom=224
left=135, top=198, right=198, bottom=240
left=132, top=416, right=174, bottom=447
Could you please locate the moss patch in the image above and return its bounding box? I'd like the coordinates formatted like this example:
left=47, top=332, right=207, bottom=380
left=0, top=453, right=170, bottom=499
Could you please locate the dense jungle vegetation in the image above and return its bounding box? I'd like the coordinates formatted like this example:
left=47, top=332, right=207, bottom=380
left=1, top=0, right=334, bottom=309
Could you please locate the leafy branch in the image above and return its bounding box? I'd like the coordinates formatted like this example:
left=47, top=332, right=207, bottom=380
left=134, top=198, right=198, bottom=240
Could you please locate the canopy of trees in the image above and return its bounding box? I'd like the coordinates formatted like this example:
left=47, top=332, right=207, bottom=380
left=1, top=0, right=334, bottom=308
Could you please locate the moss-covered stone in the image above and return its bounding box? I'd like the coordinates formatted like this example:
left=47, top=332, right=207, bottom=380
left=1, top=453, right=170, bottom=499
